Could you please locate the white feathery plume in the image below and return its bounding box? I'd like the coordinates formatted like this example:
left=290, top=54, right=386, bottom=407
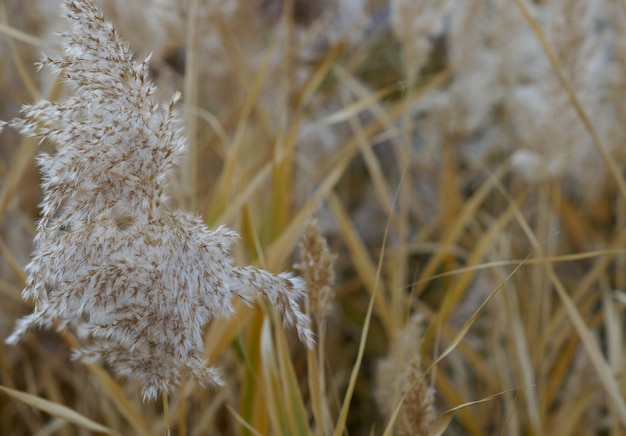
left=3, top=0, right=313, bottom=401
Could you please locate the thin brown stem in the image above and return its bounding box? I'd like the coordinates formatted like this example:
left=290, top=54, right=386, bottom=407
left=163, top=391, right=171, bottom=436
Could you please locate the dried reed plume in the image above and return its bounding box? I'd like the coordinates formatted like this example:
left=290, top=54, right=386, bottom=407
left=376, top=316, right=436, bottom=436
left=296, top=218, right=336, bottom=329
left=1, top=0, right=313, bottom=402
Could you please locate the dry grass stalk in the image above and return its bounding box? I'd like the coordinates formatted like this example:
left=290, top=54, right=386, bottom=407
left=1, top=0, right=312, bottom=402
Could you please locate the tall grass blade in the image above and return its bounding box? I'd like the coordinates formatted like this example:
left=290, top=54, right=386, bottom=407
left=0, top=385, right=121, bottom=435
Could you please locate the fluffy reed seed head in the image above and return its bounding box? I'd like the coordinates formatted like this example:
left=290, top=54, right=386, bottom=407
left=2, top=0, right=313, bottom=402
left=376, top=316, right=436, bottom=436
left=295, top=218, right=336, bottom=329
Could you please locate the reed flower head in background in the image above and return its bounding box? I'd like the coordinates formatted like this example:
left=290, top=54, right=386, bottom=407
left=295, top=217, right=336, bottom=330
left=376, top=316, right=435, bottom=436
left=1, top=0, right=313, bottom=402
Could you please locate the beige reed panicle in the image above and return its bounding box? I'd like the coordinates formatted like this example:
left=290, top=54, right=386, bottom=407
left=376, top=315, right=436, bottom=436
left=1, top=0, right=313, bottom=402
left=295, top=217, right=336, bottom=329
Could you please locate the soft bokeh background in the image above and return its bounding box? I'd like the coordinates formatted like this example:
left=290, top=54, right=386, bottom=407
left=1, top=0, right=626, bottom=434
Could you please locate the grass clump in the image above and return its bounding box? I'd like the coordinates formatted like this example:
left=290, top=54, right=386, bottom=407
left=0, top=0, right=625, bottom=434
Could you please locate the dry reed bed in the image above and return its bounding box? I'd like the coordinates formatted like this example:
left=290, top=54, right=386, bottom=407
left=0, top=0, right=625, bottom=434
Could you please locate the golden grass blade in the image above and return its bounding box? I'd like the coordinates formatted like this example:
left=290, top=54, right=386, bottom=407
left=203, top=299, right=253, bottom=363
left=319, top=83, right=400, bottom=125
left=421, top=193, right=524, bottom=351
left=188, top=389, right=229, bottom=436
left=542, top=231, right=626, bottom=348
left=544, top=335, right=579, bottom=412
left=604, top=289, right=623, bottom=382
left=437, top=325, right=500, bottom=390
left=427, top=415, right=450, bottom=436
left=40, top=365, right=72, bottom=436
left=411, top=162, right=510, bottom=298
left=421, top=273, right=529, bottom=433
left=213, top=15, right=248, bottom=90
left=266, top=150, right=351, bottom=271
left=162, top=391, right=170, bottom=436
left=33, top=418, right=68, bottom=435
left=603, top=289, right=623, bottom=432
left=306, top=345, right=326, bottom=436
left=332, top=271, right=377, bottom=436
left=494, top=173, right=626, bottom=427
left=0, top=385, right=120, bottom=435
left=614, top=290, right=626, bottom=305
left=0, top=5, right=39, bottom=101
left=259, top=316, right=293, bottom=435
left=0, top=236, right=26, bottom=283
left=207, top=33, right=281, bottom=223
left=0, top=77, right=61, bottom=225
left=227, top=405, right=264, bottom=436
left=47, top=330, right=151, bottom=436
left=328, top=193, right=392, bottom=336
left=190, top=106, right=230, bottom=158
left=412, top=249, right=626, bottom=286
left=0, top=278, right=22, bottom=303
left=548, top=385, right=598, bottom=436
left=85, top=364, right=150, bottom=436
left=240, top=309, right=270, bottom=436
left=430, top=368, right=482, bottom=434
left=182, top=0, right=200, bottom=208
left=268, top=143, right=295, bottom=240
left=271, top=69, right=451, bottom=271
left=332, top=66, right=402, bottom=141
left=501, top=279, right=541, bottom=432
left=0, top=137, right=39, bottom=225
left=429, top=388, right=527, bottom=436
left=294, top=41, right=345, bottom=109
left=424, top=252, right=530, bottom=376
left=264, top=39, right=341, bottom=239
left=173, top=386, right=187, bottom=436
left=548, top=270, right=626, bottom=426
left=272, top=311, right=311, bottom=436
left=332, top=180, right=397, bottom=436
left=0, top=22, right=55, bottom=48
left=340, top=87, right=395, bottom=223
